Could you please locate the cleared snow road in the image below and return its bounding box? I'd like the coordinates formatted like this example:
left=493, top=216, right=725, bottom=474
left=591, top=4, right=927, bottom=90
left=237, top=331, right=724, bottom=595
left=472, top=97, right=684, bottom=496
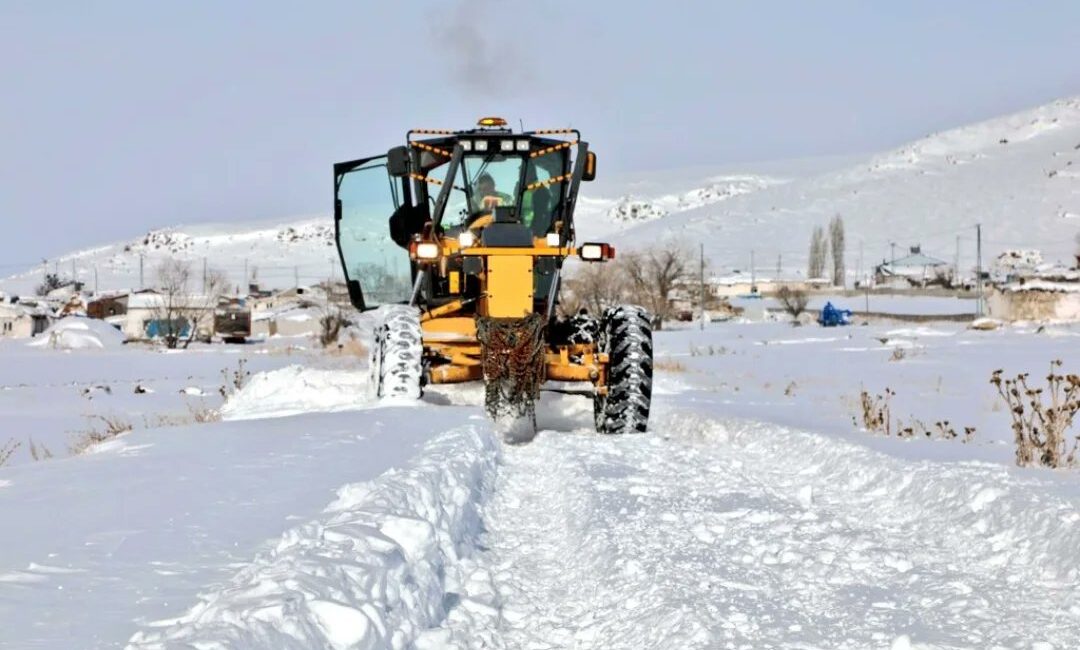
left=93, top=375, right=1080, bottom=649
left=434, top=401, right=1080, bottom=649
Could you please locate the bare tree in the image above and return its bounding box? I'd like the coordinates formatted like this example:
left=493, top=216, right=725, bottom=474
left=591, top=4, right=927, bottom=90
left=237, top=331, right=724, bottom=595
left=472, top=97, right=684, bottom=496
left=623, top=244, right=690, bottom=330
left=153, top=260, right=227, bottom=349
left=776, top=286, right=809, bottom=320
left=560, top=261, right=629, bottom=318
left=829, top=215, right=846, bottom=287
left=808, top=226, right=828, bottom=280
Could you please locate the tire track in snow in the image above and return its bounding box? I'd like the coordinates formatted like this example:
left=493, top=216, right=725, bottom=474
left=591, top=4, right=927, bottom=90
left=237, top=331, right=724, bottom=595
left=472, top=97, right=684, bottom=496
left=439, top=407, right=1080, bottom=649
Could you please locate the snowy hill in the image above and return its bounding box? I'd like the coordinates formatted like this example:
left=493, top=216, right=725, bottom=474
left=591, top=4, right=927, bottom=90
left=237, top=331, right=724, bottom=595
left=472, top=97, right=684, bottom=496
left=5, top=97, right=1079, bottom=295
left=0, top=216, right=341, bottom=296
left=613, top=97, right=1080, bottom=279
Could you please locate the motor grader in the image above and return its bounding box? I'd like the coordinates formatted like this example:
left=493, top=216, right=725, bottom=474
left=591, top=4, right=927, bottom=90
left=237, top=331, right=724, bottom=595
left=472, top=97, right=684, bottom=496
left=333, top=117, right=652, bottom=434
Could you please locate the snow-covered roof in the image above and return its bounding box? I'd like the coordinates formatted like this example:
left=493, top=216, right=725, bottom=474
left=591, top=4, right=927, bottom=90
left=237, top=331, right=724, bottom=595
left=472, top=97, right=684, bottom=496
left=1002, top=279, right=1080, bottom=293
left=127, top=294, right=215, bottom=310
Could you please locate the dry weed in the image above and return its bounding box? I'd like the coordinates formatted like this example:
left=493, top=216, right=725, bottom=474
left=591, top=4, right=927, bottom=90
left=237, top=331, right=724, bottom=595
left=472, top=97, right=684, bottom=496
left=991, top=360, right=1080, bottom=468
left=0, top=438, right=20, bottom=467
left=70, top=415, right=133, bottom=455
left=654, top=358, right=687, bottom=372
left=28, top=437, right=53, bottom=461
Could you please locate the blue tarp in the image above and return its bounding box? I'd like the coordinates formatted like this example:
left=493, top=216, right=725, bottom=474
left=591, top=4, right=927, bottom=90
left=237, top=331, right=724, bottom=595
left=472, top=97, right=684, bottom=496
left=145, top=318, right=191, bottom=339
left=818, top=302, right=852, bottom=327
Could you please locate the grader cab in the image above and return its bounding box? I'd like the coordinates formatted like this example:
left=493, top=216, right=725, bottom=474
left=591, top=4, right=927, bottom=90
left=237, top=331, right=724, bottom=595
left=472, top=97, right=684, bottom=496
left=333, top=117, right=652, bottom=434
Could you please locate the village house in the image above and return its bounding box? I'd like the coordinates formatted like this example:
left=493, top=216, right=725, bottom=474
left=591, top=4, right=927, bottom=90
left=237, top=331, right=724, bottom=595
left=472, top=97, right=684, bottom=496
left=987, top=267, right=1080, bottom=322
left=874, top=246, right=950, bottom=287
left=0, top=300, right=52, bottom=339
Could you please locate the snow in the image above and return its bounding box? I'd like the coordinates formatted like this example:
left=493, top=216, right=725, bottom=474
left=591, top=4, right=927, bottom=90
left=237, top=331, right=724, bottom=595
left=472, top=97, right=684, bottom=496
left=221, top=364, right=372, bottom=420
left=26, top=316, right=127, bottom=349
left=128, top=424, right=497, bottom=649
left=3, top=318, right=1080, bottom=648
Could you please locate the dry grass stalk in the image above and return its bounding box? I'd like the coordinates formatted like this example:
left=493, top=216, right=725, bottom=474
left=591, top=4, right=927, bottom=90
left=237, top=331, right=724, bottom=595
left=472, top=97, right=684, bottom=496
left=28, top=437, right=53, bottom=461
left=856, top=388, right=975, bottom=443
left=858, top=388, right=894, bottom=436
left=0, top=438, right=20, bottom=467
left=218, top=358, right=251, bottom=398
left=654, top=358, right=687, bottom=372
left=70, top=415, right=133, bottom=455
left=991, top=360, right=1080, bottom=468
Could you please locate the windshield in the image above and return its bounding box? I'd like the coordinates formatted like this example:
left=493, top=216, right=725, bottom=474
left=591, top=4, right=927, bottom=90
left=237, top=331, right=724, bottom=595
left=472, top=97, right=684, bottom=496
left=428, top=147, right=568, bottom=236
left=433, top=153, right=524, bottom=231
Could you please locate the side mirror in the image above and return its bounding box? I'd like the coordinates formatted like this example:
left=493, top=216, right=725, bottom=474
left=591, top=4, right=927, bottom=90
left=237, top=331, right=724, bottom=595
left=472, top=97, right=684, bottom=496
left=582, top=151, right=597, bottom=181
left=387, top=146, right=410, bottom=177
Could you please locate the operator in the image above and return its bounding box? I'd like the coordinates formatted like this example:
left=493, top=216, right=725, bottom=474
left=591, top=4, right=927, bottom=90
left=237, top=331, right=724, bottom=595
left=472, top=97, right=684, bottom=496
left=472, top=173, right=513, bottom=213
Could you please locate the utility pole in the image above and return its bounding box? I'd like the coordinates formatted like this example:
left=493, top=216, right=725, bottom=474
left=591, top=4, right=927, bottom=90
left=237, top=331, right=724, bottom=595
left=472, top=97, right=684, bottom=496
left=750, top=249, right=756, bottom=293
left=776, top=253, right=782, bottom=282
left=954, top=235, right=961, bottom=282
left=94, top=266, right=99, bottom=295
left=71, top=259, right=76, bottom=284
left=890, top=241, right=897, bottom=265
left=975, top=223, right=983, bottom=317
left=139, top=254, right=144, bottom=290
left=699, top=243, right=705, bottom=330
left=202, top=257, right=208, bottom=293
left=857, top=240, right=864, bottom=284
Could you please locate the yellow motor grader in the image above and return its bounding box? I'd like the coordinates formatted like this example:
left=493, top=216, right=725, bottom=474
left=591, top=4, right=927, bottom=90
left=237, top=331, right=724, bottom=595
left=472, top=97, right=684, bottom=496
left=333, top=117, right=652, bottom=433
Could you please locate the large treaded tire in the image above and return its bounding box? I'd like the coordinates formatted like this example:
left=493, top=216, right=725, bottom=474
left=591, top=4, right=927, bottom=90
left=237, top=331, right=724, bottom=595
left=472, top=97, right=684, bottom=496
left=594, top=305, right=653, bottom=434
left=369, top=305, right=423, bottom=400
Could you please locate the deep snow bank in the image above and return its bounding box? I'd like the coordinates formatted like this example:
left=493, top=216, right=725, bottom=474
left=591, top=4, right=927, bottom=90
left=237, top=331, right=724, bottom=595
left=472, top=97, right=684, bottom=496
left=221, top=365, right=372, bottom=420
left=27, top=317, right=126, bottom=350
left=127, top=424, right=499, bottom=649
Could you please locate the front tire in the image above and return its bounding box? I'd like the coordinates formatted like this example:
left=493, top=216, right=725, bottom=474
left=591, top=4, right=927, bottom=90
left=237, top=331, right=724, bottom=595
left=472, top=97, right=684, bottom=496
left=369, top=305, right=423, bottom=400
left=594, top=305, right=653, bottom=434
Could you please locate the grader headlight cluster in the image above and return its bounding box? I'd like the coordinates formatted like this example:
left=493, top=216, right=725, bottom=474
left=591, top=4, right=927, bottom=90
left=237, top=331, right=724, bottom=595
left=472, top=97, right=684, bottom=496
left=579, top=242, right=616, bottom=262
left=410, top=241, right=440, bottom=261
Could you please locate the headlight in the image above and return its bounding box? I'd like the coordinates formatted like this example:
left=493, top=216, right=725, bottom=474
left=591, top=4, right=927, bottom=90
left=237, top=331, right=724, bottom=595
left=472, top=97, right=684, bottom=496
left=500, top=139, right=515, bottom=152
left=578, top=242, right=614, bottom=261
left=473, top=139, right=488, bottom=152
left=459, top=231, right=476, bottom=248
left=415, top=242, right=440, bottom=260
left=460, top=140, right=473, bottom=151
left=516, top=140, right=530, bottom=152
left=545, top=232, right=560, bottom=247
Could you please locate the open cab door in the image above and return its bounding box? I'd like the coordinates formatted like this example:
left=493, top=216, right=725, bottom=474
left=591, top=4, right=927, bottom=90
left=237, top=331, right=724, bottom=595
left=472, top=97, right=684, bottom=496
left=334, top=155, right=415, bottom=310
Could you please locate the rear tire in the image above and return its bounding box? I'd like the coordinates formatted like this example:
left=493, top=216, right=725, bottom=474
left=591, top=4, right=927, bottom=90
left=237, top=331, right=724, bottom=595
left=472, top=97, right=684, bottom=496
left=594, top=305, right=653, bottom=434
left=369, top=305, right=423, bottom=400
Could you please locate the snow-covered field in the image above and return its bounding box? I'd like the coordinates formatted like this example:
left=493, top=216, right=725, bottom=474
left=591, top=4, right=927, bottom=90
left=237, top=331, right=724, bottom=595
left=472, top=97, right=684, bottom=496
left=2, top=318, right=1078, bottom=649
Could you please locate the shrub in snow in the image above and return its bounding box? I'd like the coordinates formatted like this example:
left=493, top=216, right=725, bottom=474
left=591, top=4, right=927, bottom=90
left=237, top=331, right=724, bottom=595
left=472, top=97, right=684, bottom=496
left=992, top=361, right=1080, bottom=468
left=777, top=286, right=809, bottom=320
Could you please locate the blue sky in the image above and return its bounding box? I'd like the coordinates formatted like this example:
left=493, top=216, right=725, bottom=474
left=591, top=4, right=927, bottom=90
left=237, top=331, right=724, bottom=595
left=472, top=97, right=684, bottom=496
left=1, top=1, right=1078, bottom=264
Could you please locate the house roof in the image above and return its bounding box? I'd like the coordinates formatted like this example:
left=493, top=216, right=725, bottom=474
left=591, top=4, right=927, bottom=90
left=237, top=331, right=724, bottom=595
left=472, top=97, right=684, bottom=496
left=886, top=252, right=948, bottom=268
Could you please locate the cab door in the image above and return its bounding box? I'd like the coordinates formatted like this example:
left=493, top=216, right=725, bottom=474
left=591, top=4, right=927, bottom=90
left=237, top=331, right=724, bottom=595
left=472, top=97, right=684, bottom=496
left=334, top=156, right=413, bottom=310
